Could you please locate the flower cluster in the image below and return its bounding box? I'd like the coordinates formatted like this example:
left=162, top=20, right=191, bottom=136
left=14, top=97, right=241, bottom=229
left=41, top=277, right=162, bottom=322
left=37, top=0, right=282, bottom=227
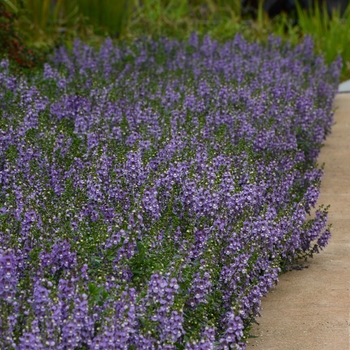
left=0, top=33, right=340, bottom=348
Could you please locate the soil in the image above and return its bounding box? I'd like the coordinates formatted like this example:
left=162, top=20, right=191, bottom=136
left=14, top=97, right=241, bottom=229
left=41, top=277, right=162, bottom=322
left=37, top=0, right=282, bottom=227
left=246, top=93, right=350, bottom=350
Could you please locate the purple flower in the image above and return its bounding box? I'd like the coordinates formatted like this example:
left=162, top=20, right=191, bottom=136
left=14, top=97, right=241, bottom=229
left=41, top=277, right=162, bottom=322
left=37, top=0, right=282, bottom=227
left=0, top=251, right=17, bottom=303
left=0, top=34, right=339, bottom=348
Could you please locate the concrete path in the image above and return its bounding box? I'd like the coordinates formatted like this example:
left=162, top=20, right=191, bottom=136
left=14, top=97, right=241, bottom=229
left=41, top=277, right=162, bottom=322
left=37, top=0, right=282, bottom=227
left=339, top=80, right=350, bottom=93
left=247, top=93, right=350, bottom=350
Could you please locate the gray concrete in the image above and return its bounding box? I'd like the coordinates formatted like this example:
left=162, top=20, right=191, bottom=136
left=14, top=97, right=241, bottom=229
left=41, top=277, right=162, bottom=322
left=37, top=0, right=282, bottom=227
left=339, top=80, right=350, bottom=93
left=247, top=93, right=350, bottom=350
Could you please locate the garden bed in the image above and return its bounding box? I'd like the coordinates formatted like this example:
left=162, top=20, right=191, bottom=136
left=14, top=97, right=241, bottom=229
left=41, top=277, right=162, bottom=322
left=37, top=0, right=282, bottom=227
left=0, top=34, right=341, bottom=349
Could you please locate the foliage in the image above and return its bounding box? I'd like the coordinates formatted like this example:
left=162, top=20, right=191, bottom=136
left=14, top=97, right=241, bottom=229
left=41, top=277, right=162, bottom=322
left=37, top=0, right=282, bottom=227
left=1, top=0, right=350, bottom=79
left=295, top=0, right=350, bottom=80
left=0, top=34, right=340, bottom=349
left=0, top=3, right=41, bottom=69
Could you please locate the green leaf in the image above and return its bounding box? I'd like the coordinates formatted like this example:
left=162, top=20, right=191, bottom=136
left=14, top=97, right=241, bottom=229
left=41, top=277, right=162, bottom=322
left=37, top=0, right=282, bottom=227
left=2, top=0, right=18, bottom=13
left=88, top=282, right=99, bottom=295
left=101, top=290, right=108, bottom=299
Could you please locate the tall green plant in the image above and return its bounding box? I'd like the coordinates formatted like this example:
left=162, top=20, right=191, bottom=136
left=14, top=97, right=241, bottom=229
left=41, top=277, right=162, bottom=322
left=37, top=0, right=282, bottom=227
left=295, top=0, right=350, bottom=79
left=198, top=0, right=241, bottom=18
left=1, top=0, right=65, bottom=33
left=0, top=0, right=82, bottom=50
left=71, top=0, right=134, bottom=37
left=131, top=0, right=194, bottom=37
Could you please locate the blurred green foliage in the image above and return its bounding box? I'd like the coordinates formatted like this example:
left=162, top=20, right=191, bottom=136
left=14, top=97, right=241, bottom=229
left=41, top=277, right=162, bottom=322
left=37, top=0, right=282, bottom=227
left=0, top=3, right=47, bottom=70
left=1, top=0, right=350, bottom=80
left=295, top=0, right=350, bottom=77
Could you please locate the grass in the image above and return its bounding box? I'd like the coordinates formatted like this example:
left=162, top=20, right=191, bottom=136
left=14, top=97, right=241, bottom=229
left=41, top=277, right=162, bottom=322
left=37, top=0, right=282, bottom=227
left=295, top=0, right=350, bottom=79
left=1, top=0, right=349, bottom=79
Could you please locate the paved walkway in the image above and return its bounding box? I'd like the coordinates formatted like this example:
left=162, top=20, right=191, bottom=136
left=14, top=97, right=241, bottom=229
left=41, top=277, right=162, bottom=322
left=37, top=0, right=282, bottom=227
left=247, top=93, right=350, bottom=350
left=339, top=80, right=350, bottom=93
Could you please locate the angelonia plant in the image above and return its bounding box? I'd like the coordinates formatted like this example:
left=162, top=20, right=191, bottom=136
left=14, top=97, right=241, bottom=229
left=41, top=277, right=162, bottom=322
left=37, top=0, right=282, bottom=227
left=0, top=33, right=341, bottom=349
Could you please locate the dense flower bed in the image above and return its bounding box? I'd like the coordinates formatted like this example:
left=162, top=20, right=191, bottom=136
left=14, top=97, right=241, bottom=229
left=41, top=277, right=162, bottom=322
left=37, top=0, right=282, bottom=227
left=0, top=34, right=341, bottom=349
